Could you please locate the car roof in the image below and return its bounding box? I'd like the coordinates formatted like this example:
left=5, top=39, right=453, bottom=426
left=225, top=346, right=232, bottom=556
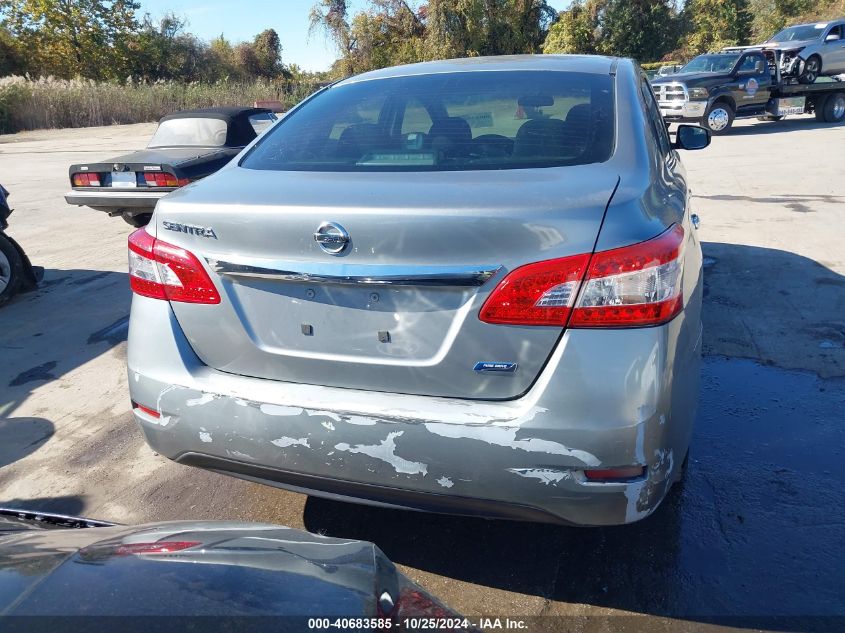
left=337, top=54, right=619, bottom=85
left=159, top=107, right=272, bottom=123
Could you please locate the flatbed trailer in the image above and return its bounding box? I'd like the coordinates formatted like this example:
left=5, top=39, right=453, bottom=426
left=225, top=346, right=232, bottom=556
left=652, top=48, right=845, bottom=134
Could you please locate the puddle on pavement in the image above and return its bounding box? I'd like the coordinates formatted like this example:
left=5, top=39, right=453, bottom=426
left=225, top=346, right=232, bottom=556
left=304, top=356, right=845, bottom=625
left=549, top=356, right=845, bottom=621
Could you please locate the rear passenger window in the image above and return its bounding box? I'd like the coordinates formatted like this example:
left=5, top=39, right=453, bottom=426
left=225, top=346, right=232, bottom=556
left=640, top=76, right=672, bottom=156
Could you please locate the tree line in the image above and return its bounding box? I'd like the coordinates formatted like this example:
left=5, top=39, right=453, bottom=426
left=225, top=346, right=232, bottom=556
left=543, top=0, right=845, bottom=62
left=3, top=0, right=845, bottom=84
left=314, top=0, right=845, bottom=74
left=0, top=0, right=316, bottom=81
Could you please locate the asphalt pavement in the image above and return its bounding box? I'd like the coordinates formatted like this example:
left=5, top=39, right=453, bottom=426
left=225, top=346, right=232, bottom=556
left=0, top=117, right=843, bottom=631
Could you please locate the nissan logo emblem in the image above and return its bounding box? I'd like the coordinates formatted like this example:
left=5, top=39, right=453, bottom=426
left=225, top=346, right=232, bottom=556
left=313, top=221, right=350, bottom=255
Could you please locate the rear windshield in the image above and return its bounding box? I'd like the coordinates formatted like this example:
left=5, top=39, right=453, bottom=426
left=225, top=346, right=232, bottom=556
left=148, top=118, right=228, bottom=148
left=240, top=71, right=614, bottom=172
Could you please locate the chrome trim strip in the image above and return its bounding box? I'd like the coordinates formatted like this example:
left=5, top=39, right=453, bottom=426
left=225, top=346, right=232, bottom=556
left=207, top=259, right=502, bottom=287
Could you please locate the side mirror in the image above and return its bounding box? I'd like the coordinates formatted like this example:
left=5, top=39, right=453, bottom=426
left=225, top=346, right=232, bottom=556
left=673, top=124, right=711, bottom=151
left=825, top=33, right=840, bottom=42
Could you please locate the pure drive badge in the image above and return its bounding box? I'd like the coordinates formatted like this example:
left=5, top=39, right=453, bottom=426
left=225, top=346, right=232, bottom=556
left=473, top=362, right=518, bottom=373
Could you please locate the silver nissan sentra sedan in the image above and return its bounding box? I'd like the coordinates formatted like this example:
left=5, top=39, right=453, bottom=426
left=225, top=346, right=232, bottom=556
left=127, top=55, right=710, bottom=526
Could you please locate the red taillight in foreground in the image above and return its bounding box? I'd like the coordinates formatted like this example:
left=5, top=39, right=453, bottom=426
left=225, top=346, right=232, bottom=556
left=128, top=228, right=220, bottom=304
left=477, top=254, right=590, bottom=326
left=133, top=403, right=160, bottom=418
left=144, top=172, right=189, bottom=187
left=584, top=466, right=646, bottom=482
left=115, top=541, right=200, bottom=556
left=480, top=224, right=685, bottom=328
left=72, top=172, right=101, bottom=187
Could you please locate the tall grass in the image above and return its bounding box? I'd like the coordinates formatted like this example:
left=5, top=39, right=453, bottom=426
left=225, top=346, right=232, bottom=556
left=0, top=76, right=322, bottom=134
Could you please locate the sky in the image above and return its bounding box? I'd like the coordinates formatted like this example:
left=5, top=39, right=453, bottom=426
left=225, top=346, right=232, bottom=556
left=138, top=0, right=574, bottom=72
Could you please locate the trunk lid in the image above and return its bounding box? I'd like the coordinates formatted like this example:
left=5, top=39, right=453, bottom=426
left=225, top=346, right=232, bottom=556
left=156, top=165, right=618, bottom=399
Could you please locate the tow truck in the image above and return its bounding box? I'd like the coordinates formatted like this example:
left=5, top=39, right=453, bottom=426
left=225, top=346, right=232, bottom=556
left=651, top=47, right=845, bottom=134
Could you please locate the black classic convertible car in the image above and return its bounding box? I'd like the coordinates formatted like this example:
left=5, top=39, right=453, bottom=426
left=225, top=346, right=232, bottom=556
left=64, top=106, right=277, bottom=227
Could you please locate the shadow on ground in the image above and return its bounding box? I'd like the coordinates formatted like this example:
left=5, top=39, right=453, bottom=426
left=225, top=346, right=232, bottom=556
left=0, top=495, right=87, bottom=517
left=304, top=243, right=845, bottom=628
left=305, top=357, right=845, bottom=628
left=694, top=193, right=845, bottom=214
left=700, top=242, right=844, bottom=377
left=0, top=417, right=54, bottom=469
left=702, top=117, right=843, bottom=136
left=0, top=268, right=130, bottom=421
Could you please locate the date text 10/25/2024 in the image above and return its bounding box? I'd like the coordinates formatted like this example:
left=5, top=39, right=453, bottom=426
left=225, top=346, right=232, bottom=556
left=307, top=617, right=529, bottom=630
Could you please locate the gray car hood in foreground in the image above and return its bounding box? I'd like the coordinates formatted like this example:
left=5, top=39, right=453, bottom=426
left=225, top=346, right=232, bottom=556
left=0, top=517, right=460, bottom=622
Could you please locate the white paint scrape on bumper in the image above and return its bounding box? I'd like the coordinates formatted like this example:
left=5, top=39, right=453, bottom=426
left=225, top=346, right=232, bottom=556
left=127, top=295, right=700, bottom=526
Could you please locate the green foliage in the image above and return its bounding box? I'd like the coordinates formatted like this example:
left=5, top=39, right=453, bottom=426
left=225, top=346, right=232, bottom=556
left=803, top=0, right=845, bottom=21
left=753, top=0, right=845, bottom=39
left=749, top=0, right=811, bottom=41
left=311, top=0, right=557, bottom=77
left=543, top=0, right=600, bottom=54
left=543, top=0, right=680, bottom=62
left=0, top=2, right=293, bottom=82
left=543, top=0, right=844, bottom=63
left=598, top=0, right=679, bottom=60
left=0, top=26, right=21, bottom=76
left=0, top=0, right=140, bottom=79
left=684, top=0, right=752, bottom=55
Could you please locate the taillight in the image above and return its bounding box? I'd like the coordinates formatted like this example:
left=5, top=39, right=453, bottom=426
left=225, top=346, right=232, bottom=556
left=72, top=172, right=101, bottom=187
left=478, top=254, right=590, bottom=326
left=479, top=224, right=685, bottom=328
left=584, top=466, right=646, bottom=482
left=570, top=224, right=685, bottom=327
left=143, top=172, right=189, bottom=187
left=128, top=228, right=220, bottom=304
left=132, top=402, right=160, bottom=418
left=115, top=541, right=200, bottom=555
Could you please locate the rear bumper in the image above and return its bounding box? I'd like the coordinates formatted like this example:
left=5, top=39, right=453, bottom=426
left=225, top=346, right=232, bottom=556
left=64, top=189, right=169, bottom=212
left=127, top=294, right=701, bottom=526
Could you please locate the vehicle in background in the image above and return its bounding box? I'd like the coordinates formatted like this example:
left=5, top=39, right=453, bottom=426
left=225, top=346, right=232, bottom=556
left=0, top=507, right=475, bottom=629
left=127, top=55, right=710, bottom=527
left=652, top=48, right=845, bottom=133
left=657, top=64, right=683, bottom=77
left=64, top=107, right=277, bottom=227
left=760, top=19, right=845, bottom=84
left=0, top=185, right=41, bottom=307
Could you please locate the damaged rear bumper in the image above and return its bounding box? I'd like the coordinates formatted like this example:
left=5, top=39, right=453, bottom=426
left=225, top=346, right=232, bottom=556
left=128, top=295, right=701, bottom=526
